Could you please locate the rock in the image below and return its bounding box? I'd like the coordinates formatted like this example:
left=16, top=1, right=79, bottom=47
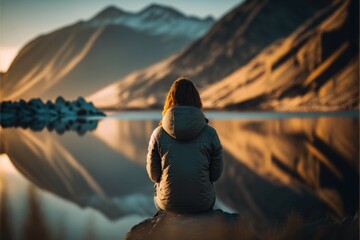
left=28, top=98, right=44, bottom=108
left=55, top=96, right=66, bottom=105
left=302, top=215, right=359, bottom=240
left=19, top=99, right=28, bottom=108
left=124, top=210, right=259, bottom=240
left=56, top=105, right=77, bottom=116
left=1, top=101, right=11, bottom=108
left=0, top=97, right=106, bottom=133
left=125, top=210, right=359, bottom=240
left=76, top=96, right=87, bottom=107
left=76, top=109, right=88, bottom=116
left=353, top=211, right=358, bottom=221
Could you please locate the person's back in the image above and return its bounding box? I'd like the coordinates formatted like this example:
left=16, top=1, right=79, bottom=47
left=147, top=105, right=222, bottom=212
left=146, top=78, right=223, bottom=213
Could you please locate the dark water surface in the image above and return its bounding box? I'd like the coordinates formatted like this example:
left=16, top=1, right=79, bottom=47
left=1, top=112, right=359, bottom=239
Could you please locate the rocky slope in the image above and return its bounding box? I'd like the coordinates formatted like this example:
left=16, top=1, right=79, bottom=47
left=201, top=0, right=359, bottom=111
left=88, top=0, right=340, bottom=110
left=1, top=4, right=213, bottom=101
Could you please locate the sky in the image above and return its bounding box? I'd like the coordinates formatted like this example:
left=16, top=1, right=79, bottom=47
left=0, top=0, right=243, bottom=72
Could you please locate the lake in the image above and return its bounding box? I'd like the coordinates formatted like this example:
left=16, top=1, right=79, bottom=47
left=1, top=111, right=359, bottom=239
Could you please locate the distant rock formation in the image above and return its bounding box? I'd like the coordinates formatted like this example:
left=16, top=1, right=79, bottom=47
left=0, top=97, right=104, bottom=134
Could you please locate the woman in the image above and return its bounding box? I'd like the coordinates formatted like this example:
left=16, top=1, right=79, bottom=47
left=146, top=77, right=223, bottom=213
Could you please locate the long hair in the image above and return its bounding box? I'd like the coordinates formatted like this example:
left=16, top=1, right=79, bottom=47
left=162, top=77, right=202, bottom=117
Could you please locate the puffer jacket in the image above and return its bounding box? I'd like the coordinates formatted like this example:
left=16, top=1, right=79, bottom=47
left=146, top=106, right=223, bottom=212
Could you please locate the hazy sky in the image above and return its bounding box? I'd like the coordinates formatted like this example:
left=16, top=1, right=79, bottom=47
left=0, top=0, right=243, bottom=72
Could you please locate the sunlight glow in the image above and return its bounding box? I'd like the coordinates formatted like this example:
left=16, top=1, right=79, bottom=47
left=6, top=26, right=105, bottom=100
left=0, top=153, right=17, bottom=174
left=0, top=47, right=18, bottom=72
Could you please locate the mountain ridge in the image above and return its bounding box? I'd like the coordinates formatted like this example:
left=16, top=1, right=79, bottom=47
left=201, top=0, right=359, bottom=111
left=92, top=5, right=127, bottom=20
left=87, top=4, right=214, bottom=39
left=89, top=0, right=347, bottom=110
left=1, top=4, right=214, bottom=101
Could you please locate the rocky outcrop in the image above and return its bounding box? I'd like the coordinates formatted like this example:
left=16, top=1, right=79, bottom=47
left=124, top=210, right=252, bottom=240
left=125, top=210, right=359, bottom=240
left=0, top=97, right=105, bottom=134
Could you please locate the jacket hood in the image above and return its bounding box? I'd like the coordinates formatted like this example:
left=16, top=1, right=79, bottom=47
left=162, top=106, right=207, bottom=141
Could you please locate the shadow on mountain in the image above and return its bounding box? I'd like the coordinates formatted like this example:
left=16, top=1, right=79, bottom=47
left=203, top=0, right=359, bottom=110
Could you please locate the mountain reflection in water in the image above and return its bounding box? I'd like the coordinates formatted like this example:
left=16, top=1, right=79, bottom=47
left=0, top=112, right=358, bottom=239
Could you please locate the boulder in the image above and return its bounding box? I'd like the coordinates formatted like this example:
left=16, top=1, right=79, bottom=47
left=1, top=97, right=105, bottom=132
left=124, top=210, right=258, bottom=240
left=76, top=96, right=88, bottom=107
left=28, top=98, right=44, bottom=108
left=125, top=210, right=359, bottom=240
left=55, top=96, right=66, bottom=105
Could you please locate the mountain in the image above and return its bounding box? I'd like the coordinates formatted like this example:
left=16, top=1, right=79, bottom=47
left=88, top=0, right=336, bottom=109
left=201, top=0, right=359, bottom=110
left=1, top=4, right=214, bottom=101
left=89, top=4, right=214, bottom=39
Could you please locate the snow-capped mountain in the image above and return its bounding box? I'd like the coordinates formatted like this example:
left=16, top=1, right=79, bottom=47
left=1, top=4, right=214, bottom=101
left=88, top=4, right=214, bottom=39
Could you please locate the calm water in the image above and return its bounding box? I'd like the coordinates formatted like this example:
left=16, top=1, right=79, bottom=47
left=1, top=112, right=359, bottom=239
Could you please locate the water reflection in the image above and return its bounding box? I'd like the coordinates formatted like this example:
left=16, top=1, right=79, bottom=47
left=93, top=118, right=158, bottom=165
left=1, top=128, right=155, bottom=219
left=0, top=117, right=101, bottom=135
left=22, top=185, right=51, bottom=240
left=1, top=175, right=14, bottom=240
left=0, top=154, right=145, bottom=239
left=212, top=118, right=359, bottom=223
left=0, top=113, right=358, bottom=238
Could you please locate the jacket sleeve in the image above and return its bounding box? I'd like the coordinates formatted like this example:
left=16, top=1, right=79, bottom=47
left=209, top=131, right=223, bottom=182
left=146, top=129, right=162, bottom=183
